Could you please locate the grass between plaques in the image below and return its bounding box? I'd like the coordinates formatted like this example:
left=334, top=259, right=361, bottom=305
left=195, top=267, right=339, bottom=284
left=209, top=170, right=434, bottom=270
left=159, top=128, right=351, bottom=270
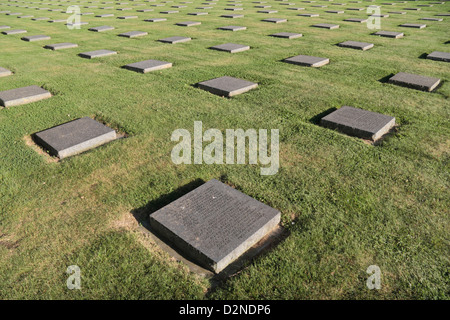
left=0, top=0, right=449, bottom=299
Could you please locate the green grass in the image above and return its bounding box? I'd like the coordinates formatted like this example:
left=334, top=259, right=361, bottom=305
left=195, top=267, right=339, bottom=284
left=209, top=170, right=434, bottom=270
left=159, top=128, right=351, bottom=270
left=0, top=0, right=449, bottom=300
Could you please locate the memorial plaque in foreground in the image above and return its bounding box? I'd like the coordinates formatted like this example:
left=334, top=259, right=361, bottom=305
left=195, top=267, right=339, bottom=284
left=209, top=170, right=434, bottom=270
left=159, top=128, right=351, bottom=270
left=149, top=179, right=281, bottom=273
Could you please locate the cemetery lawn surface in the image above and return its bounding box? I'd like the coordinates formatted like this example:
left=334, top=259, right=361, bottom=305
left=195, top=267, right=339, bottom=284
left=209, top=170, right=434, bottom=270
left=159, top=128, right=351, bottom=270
left=0, top=0, right=449, bottom=300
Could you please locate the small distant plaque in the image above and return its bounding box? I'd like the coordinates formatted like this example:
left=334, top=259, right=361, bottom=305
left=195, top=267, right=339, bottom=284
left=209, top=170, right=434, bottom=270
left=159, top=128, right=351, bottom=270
left=149, top=179, right=281, bottom=273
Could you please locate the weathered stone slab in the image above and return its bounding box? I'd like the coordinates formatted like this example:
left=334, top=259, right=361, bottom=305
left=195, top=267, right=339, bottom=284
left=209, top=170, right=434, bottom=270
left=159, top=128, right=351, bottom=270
left=388, top=72, right=441, bottom=92
left=338, top=40, right=374, bottom=51
left=399, top=23, right=426, bottom=29
left=347, top=7, right=364, bottom=11
left=373, top=30, right=403, bottom=38
left=298, top=13, right=319, bottom=17
left=79, top=50, right=117, bottom=59
left=320, top=106, right=395, bottom=141
left=420, top=18, right=443, bottom=22
left=2, top=29, right=27, bottom=35
left=89, top=25, right=115, bottom=32
left=270, top=32, right=302, bottom=39
left=118, top=31, right=148, bottom=38
left=149, top=179, right=281, bottom=273
left=158, top=36, right=191, bottom=44
left=197, top=76, right=258, bottom=97
left=388, top=11, right=406, bottom=14
left=48, top=19, right=67, bottom=23
left=210, top=43, right=250, bottom=53
left=117, top=15, right=138, bottom=19
left=312, top=23, right=339, bottom=29
left=218, top=25, right=246, bottom=31
left=287, top=7, right=305, bottom=10
left=188, top=12, right=208, bottom=15
left=137, top=9, right=154, bottom=12
left=344, top=18, right=367, bottom=23
left=32, top=17, right=50, bottom=21
left=21, top=34, right=50, bottom=41
left=426, top=51, right=450, bottom=62
left=161, top=10, right=179, bottom=14
left=144, top=18, right=167, bottom=22
left=44, top=43, right=78, bottom=50
left=176, top=21, right=201, bottom=27
left=262, top=18, right=287, bottom=23
left=326, top=10, right=344, bottom=13
left=0, top=26, right=11, bottom=30
left=96, top=14, right=114, bottom=17
left=0, top=85, right=51, bottom=107
left=258, top=10, right=278, bottom=13
left=0, top=67, right=12, bottom=77
left=284, top=54, right=329, bottom=67
left=122, top=59, right=172, bottom=73
left=33, top=117, right=117, bottom=159
left=435, top=13, right=450, bottom=17
left=18, top=15, right=34, bottom=19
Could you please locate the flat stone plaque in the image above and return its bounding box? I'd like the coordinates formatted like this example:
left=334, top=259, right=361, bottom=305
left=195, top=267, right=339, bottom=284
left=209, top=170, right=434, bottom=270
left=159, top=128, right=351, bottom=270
left=158, top=36, right=191, bottom=44
left=426, top=51, right=450, bottom=62
left=197, top=76, right=258, bottom=97
left=221, top=14, right=244, bottom=18
left=320, top=106, right=395, bottom=141
left=388, top=11, right=406, bottom=14
left=79, top=50, right=117, bottom=59
left=118, top=31, right=148, bottom=38
left=210, top=43, right=250, bottom=53
left=399, top=23, right=426, bottom=29
left=338, top=41, right=374, bottom=51
left=298, top=13, right=319, bottom=17
left=270, top=32, right=302, bottom=39
left=388, top=72, right=441, bottom=92
left=96, top=14, right=115, bottom=17
left=2, top=29, right=27, bottom=35
left=145, top=18, right=167, bottom=22
left=218, top=25, right=246, bottom=31
left=262, top=18, right=287, bottom=23
left=33, top=117, right=117, bottom=159
left=176, top=21, right=201, bottom=27
left=312, top=23, right=339, bottom=29
left=44, top=43, right=78, bottom=50
left=0, top=26, right=11, bottom=30
left=123, top=59, right=172, bottom=73
left=344, top=18, right=367, bottom=23
left=21, top=34, right=50, bottom=41
left=326, top=10, right=344, bottom=13
left=161, top=10, right=179, bottom=14
left=0, top=67, right=12, bottom=77
left=188, top=12, right=208, bottom=15
left=373, top=31, right=403, bottom=38
left=0, top=85, right=51, bottom=107
left=149, top=179, right=281, bottom=273
left=89, top=25, right=115, bottom=32
left=117, top=15, right=138, bottom=19
left=284, top=54, right=329, bottom=67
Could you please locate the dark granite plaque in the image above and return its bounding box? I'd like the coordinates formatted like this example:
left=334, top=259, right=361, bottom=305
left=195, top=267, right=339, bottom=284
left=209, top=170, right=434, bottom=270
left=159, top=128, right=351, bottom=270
left=388, top=72, right=441, bottom=92
left=149, top=179, right=281, bottom=273
left=210, top=43, right=250, bottom=53
left=320, top=106, right=395, bottom=141
left=0, top=85, right=51, bottom=107
left=197, top=76, right=258, bottom=97
left=33, top=117, right=117, bottom=159
left=284, top=54, right=329, bottom=67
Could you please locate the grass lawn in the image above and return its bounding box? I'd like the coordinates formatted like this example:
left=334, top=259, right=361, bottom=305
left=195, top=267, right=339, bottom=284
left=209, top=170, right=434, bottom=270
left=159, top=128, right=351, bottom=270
left=0, top=0, right=448, bottom=300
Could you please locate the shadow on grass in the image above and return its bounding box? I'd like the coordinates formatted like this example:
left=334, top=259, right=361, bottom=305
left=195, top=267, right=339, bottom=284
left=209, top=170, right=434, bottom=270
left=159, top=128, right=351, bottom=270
left=309, top=107, right=337, bottom=125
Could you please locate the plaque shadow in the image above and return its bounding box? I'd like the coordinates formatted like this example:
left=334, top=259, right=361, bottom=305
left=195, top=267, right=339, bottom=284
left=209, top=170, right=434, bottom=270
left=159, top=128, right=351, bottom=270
left=130, top=178, right=289, bottom=292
